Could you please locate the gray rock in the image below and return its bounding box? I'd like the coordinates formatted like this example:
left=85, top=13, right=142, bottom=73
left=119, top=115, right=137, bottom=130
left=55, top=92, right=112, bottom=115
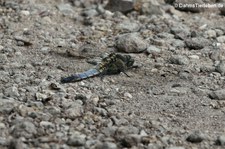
left=146, top=45, right=161, bottom=55
left=65, top=104, right=83, bottom=120
left=171, top=39, right=185, bottom=48
left=105, top=0, right=134, bottom=13
left=171, top=24, right=190, bottom=40
left=97, top=142, right=118, bottom=149
left=122, top=134, right=141, bottom=147
left=141, top=2, right=163, bottom=16
left=102, top=126, right=117, bottom=137
left=186, top=131, right=205, bottom=143
left=217, top=36, right=225, bottom=43
left=115, top=20, right=140, bottom=33
left=209, top=89, right=225, bottom=100
left=40, top=121, right=55, bottom=129
left=185, top=37, right=211, bottom=50
left=115, top=33, right=148, bottom=53
left=67, top=133, right=86, bottom=146
left=166, top=147, right=185, bottom=149
left=0, top=101, right=16, bottom=114
left=215, top=60, right=225, bottom=75
left=82, top=9, right=99, bottom=17
left=57, top=3, right=74, bottom=16
left=169, top=55, right=189, bottom=65
left=9, top=138, right=27, bottom=149
left=0, top=54, right=8, bottom=63
left=215, top=135, right=225, bottom=145
left=205, top=29, right=217, bottom=38
left=10, top=121, right=37, bottom=138
left=94, top=107, right=108, bottom=116
left=4, top=86, right=20, bottom=98
left=219, top=4, right=225, bottom=15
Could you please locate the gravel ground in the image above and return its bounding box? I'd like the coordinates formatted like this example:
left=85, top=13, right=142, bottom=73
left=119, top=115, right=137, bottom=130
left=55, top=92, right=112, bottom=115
left=1, top=0, right=225, bottom=149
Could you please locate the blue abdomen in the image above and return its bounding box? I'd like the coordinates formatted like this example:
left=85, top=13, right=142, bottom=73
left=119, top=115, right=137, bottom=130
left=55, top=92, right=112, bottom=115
left=61, top=69, right=99, bottom=83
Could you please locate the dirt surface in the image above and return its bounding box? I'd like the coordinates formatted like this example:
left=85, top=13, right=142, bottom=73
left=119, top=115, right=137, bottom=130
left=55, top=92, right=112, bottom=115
left=1, top=0, right=225, bottom=149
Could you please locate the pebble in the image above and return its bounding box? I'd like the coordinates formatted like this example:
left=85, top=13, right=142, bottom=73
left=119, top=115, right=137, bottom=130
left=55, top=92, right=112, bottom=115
left=115, top=20, right=140, bottom=33
left=105, top=0, right=134, bottom=13
left=215, top=60, right=225, bottom=75
left=122, top=134, right=141, bottom=147
left=0, top=54, right=8, bottom=63
left=141, top=2, right=163, bottom=16
left=64, top=102, right=84, bottom=119
left=115, top=33, right=148, bottom=53
left=166, top=147, right=185, bottom=149
left=146, top=45, right=161, bottom=55
left=67, top=133, right=86, bottom=146
left=169, top=55, right=189, bottom=65
left=215, top=135, right=225, bottom=145
left=57, top=3, right=74, bottom=16
left=186, top=131, right=205, bottom=143
left=10, top=121, right=37, bottom=138
left=20, top=10, right=30, bottom=16
left=40, top=121, right=55, bottom=129
left=205, top=29, right=217, bottom=38
left=217, top=36, right=225, bottom=43
left=4, top=86, right=20, bottom=98
left=208, top=89, right=225, bottom=100
left=188, top=55, right=199, bottom=60
left=96, top=142, right=118, bottom=149
left=82, top=9, right=99, bottom=17
left=185, top=37, right=211, bottom=50
left=124, top=92, right=132, bottom=99
left=170, top=24, right=190, bottom=40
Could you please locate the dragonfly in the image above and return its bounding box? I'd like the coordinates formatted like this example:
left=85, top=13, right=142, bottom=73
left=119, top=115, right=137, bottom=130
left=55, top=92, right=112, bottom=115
left=61, top=53, right=134, bottom=83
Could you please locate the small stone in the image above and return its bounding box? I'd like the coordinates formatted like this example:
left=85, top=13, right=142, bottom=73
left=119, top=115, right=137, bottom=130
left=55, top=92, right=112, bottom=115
left=82, top=9, right=98, bottom=17
left=217, top=36, right=225, bottom=43
left=185, top=37, right=211, bottom=50
left=146, top=46, right=161, bottom=55
left=166, top=147, right=185, bottom=149
left=10, top=121, right=37, bottom=138
left=188, top=55, right=199, bottom=60
left=122, top=134, right=141, bottom=147
left=105, top=0, right=134, bottom=13
left=170, top=24, right=190, bottom=40
left=186, top=131, right=205, bottom=143
left=4, top=86, right=20, bottom=98
left=141, top=2, right=163, bottom=16
left=0, top=45, right=4, bottom=51
left=169, top=55, right=189, bottom=65
left=205, top=29, right=217, bottom=38
left=64, top=102, right=83, bottom=119
left=35, top=92, right=48, bottom=101
left=215, top=60, right=225, bottom=75
left=20, top=10, right=30, bottom=16
left=98, top=142, right=118, bottom=149
left=171, top=39, right=185, bottom=48
left=67, top=133, right=86, bottom=146
left=40, top=121, right=55, bottom=129
left=215, top=135, right=225, bottom=145
left=115, top=20, right=140, bottom=33
left=124, top=92, right=132, bottom=99
left=41, top=47, right=49, bottom=53
left=94, top=107, right=108, bottom=116
left=209, top=89, right=225, bottom=100
left=115, top=33, right=148, bottom=53
left=0, top=54, right=8, bottom=63
left=57, top=3, right=74, bottom=16
left=91, top=96, right=99, bottom=105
